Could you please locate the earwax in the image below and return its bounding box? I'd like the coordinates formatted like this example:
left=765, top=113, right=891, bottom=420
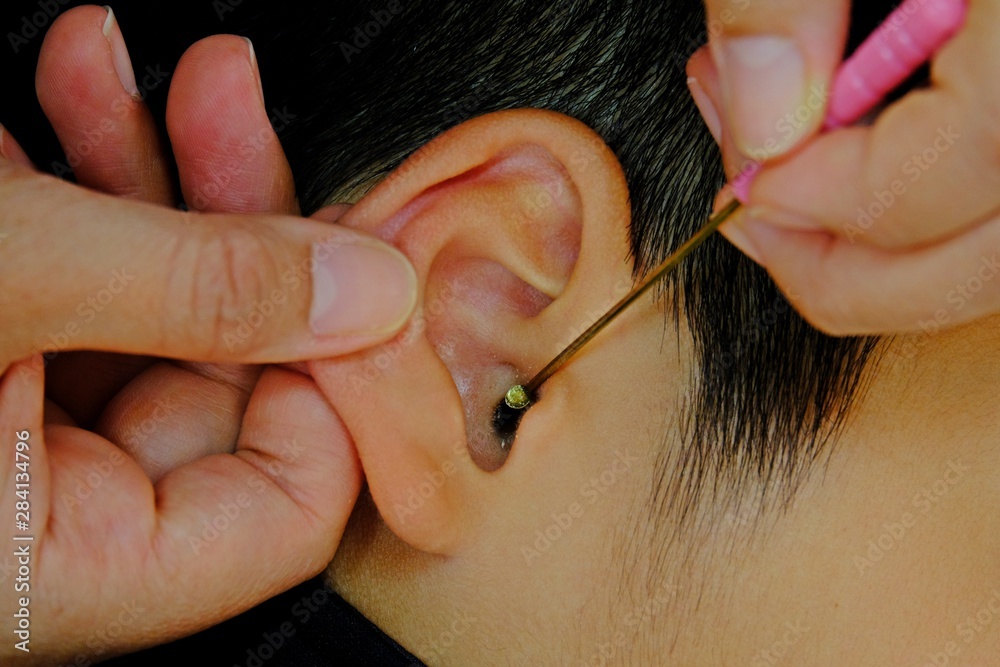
left=492, top=390, right=529, bottom=445
left=504, top=385, right=531, bottom=410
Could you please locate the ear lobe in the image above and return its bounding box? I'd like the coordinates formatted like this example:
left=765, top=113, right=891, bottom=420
left=308, top=109, right=633, bottom=555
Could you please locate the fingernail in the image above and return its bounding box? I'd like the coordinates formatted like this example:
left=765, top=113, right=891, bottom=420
left=712, top=35, right=808, bottom=158
left=310, top=241, right=418, bottom=337
left=102, top=7, right=139, bottom=98
left=244, top=38, right=266, bottom=107
left=687, top=76, right=722, bottom=145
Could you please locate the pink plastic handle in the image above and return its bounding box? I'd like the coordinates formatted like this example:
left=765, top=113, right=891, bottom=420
left=731, top=0, right=968, bottom=203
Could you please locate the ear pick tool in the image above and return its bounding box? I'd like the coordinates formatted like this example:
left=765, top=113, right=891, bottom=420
left=494, top=0, right=969, bottom=438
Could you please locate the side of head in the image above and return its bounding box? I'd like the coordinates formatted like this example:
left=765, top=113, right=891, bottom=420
left=307, top=109, right=680, bottom=655
left=243, top=0, right=893, bottom=662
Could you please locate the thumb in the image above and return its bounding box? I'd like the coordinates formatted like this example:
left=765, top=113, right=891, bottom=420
left=0, top=162, right=417, bottom=367
left=699, top=0, right=850, bottom=162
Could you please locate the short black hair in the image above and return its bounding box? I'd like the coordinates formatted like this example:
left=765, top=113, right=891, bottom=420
left=248, top=0, right=888, bottom=530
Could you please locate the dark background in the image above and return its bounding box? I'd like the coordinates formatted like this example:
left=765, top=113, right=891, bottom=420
left=1, top=0, right=906, bottom=181
left=0, top=0, right=250, bottom=172
left=0, top=0, right=392, bottom=185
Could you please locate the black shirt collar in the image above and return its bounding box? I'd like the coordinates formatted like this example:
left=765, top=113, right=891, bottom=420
left=104, top=576, right=424, bottom=666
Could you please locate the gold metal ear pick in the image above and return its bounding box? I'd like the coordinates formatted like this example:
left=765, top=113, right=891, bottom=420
left=491, top=0, right=969, bottom=437
left=493, top=198, right=743, bottom=436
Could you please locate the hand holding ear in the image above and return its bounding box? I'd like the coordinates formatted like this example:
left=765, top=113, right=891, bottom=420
left=1, top=353, right=363, bottom=663
left=33, top=7, right=336, bottom=478
left=689, top=0, right=1000, bottom=336
left=0, top=6, right=411, bottom=661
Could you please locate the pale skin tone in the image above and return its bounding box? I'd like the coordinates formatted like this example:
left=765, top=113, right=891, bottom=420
left=3, top=1, right=1000, bottom=664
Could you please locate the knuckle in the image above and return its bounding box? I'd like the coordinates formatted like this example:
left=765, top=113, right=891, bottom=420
left=165, top=226, right=280, bottom=358
left=784, top=275, right=858, bottom=337
left=797, top=291, right=857, bottom=337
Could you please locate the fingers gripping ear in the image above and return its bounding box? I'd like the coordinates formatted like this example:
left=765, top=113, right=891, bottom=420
left=309, top=110, right=633, bottom=555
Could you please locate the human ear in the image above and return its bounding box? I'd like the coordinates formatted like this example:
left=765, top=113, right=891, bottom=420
left=309, top=109, right=634, bottom=555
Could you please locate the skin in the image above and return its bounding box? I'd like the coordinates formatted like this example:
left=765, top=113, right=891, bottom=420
left=5, top=1, right=1000, bottom=664
left=695, top=0, right=1000, bottom=335
left=0, top=7, right=415, bottom=663
left=316, top=112, right=1000, bottom=665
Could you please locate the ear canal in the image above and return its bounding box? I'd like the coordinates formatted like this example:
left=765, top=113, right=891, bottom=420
left=308, top=109, right=632, bottom=556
